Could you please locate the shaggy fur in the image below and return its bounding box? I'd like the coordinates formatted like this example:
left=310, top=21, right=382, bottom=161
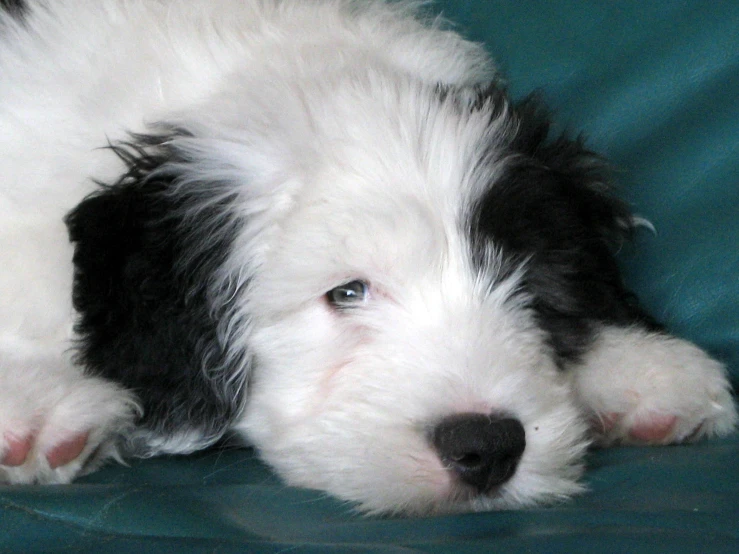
left=0, top=0, right=736, bottom=515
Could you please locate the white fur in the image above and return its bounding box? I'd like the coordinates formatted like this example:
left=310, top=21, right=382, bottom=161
left=573, top=326, right=737, bottom=445
left=0, top=0, right=735, bottom=514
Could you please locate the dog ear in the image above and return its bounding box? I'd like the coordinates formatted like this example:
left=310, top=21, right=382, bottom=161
left=471, top=90, right=660, bottom=364
left=65, top=131, right=251, bottom=453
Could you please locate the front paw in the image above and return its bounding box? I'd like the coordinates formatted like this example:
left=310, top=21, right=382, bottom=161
left=0, top=370, right=138, bottom=484
left=575, top=328, right=737, bottom=446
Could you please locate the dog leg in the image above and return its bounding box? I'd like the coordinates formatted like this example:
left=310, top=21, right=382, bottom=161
left=571, top=326, right=737, bottom=445
left=0, top=349, right=138, bottom=483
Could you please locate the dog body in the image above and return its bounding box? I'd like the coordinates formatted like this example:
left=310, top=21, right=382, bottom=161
left=0, top=0, right=735, bottom=514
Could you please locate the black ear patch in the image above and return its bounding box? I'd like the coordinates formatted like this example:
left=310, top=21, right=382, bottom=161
left=471, top=91, right=660, bottom=364
left=65, top=134, right=249, bottom=452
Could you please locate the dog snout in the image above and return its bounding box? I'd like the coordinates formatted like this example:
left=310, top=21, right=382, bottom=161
left=431, top=413, right=526, bottom=493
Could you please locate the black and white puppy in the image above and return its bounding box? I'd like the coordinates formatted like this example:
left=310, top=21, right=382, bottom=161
left=0, top=0, right=735, bottom=515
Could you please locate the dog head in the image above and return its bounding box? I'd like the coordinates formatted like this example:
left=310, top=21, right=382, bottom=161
left=67, top=75, right=640, bottom=514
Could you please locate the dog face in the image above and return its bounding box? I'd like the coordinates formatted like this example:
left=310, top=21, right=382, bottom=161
left=66, top=76, right=641, bottom=514
left=243, top=220, right=589, bottom=513
left=236, top=87, right=591, bottom=514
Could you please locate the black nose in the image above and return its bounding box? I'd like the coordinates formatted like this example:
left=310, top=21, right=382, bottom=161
left=431, top=413, right=526, bottom=493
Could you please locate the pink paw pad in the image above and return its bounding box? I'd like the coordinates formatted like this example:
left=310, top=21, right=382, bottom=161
left=2, top=433, right=33, bottom=467
left=628, top=414, right=677, bottom=442
left=45, top=432, right=89, bottom=469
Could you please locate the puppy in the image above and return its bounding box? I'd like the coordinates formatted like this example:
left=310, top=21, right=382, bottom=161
left=0, top=0, right=735, bottom=515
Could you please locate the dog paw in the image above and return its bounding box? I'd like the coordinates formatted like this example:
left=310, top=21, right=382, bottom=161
left=574, top=327, right=738, bottom=446
left=0, top=363, right=139, bottom=484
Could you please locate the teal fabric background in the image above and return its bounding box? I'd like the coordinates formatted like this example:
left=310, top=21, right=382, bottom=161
left=441, top=1, right=739, bottom=382
left=2, top=1, right=738, bottom=552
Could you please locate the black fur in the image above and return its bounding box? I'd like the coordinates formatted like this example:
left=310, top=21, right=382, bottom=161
left=470, top=89, right=660, bottom=365
left=0, top=0, right=25, bottom=20
left=66, top=132, right=250, bottom=452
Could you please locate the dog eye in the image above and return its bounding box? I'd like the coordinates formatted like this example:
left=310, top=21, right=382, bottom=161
left=326, top=280, right=369, bottom=308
